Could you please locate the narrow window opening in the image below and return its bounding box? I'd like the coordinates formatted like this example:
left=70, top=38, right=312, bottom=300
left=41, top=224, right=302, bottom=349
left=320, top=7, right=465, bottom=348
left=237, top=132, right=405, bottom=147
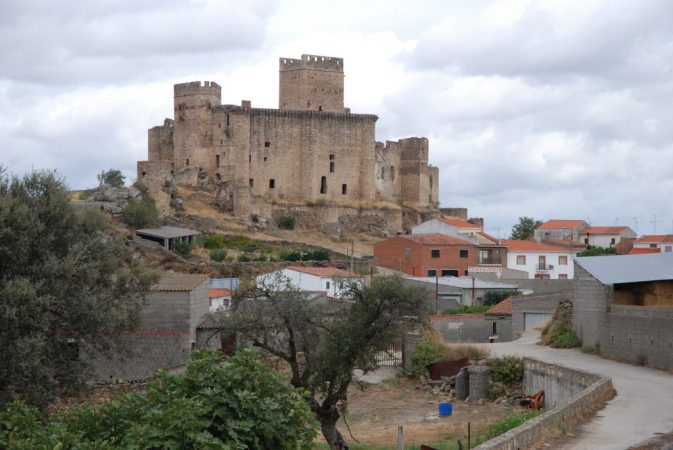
left=249, top=178, right=254, bottom=188
left=330, top=161, right=335, bottom=172
left=226, top=113, right=230, bottom=126
left=326, top=281, right=330, bottom=289
left=341, top=184, right=347, bottom=195
left=320, top=176, right=327, bottom=194
left=318, top=106, right=323, bottom=111
left=265, top=141, right=271, bottom=148
left=218, top=123, right=221, bottom=128
left=269, top=179, right=275, bottom=189
left=185, top=158, right=190, bottom=166
left=141, top=171, right=147, bottom=177
left=264, top=156, right=267, bottom=162
left=381, top=167, right=385, bottom=179
left=493, top=322, right=497, bottom=334
left=329, top=154, right=335, bottom=160
left=220, top=139, right=223, bottom=144
left=215, top=173, right=221, bottom=180
left=249, top=155, right=251, bottom=163
left=390, top=166, right=395, bottom=180
left=215, top=155, right=220, bottom=166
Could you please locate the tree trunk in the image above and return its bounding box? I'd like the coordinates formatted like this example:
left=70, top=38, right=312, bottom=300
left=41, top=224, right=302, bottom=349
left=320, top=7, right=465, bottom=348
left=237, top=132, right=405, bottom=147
left=321, top=418, right=349, bottom=450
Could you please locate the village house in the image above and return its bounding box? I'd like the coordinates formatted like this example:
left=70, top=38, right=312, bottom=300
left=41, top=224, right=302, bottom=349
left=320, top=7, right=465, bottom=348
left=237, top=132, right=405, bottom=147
left=578, top=226, right=636, bottom=248
left=501, top=240, right=575, bottom=279
left=534, top=219, right=588, bottom=243
left=256, top=266, right=362, bottom=298
left=631, top=235, right=673, bottom=253
left=208, top=288, right=232, bottom=312
left=374, top=233, right=477, bottom=277
left=403, top=275, right=519, bottom=308
left=429, top=296, right=514, bottom=343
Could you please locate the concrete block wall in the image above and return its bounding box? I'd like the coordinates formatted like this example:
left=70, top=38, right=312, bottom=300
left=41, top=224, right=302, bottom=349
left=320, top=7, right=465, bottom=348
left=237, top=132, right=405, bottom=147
left=572, top=264, right=612, bottom=349
left=512, top=293, right=567, bottom=337
left=476, top=358, right=613, bottom=450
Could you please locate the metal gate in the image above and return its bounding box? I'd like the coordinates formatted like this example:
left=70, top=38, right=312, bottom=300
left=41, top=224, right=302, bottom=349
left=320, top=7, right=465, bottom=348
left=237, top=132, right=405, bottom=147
left=374, top=342, right=402, bottom=367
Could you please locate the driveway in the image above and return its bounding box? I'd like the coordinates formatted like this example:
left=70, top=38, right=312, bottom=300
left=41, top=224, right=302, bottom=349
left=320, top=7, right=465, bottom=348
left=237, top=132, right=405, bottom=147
left=489, top=331, right=673, bottom=449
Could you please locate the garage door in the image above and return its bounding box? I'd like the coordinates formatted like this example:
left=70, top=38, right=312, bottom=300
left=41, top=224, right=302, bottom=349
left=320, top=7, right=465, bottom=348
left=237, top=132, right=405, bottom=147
left=524, top=313, right=552, bottom=330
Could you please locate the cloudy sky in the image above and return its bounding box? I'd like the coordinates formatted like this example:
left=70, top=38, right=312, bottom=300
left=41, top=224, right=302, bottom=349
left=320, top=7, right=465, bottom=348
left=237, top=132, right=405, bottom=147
left=2, top=0, right=673, bottom=236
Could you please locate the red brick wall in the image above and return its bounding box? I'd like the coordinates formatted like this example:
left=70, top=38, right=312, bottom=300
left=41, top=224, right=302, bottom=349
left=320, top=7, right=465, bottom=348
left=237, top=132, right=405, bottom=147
left=374, top=237, right=476, bottom=276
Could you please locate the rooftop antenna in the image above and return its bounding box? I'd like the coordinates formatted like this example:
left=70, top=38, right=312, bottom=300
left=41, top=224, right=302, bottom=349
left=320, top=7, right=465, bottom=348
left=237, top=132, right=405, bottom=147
left=633, top=217, right=640, bottom=234
left=614, top=217, right=619, bottom=225
left=650, top=214, right=658, bottom=234
left=491, top=227, right=502, bottom=239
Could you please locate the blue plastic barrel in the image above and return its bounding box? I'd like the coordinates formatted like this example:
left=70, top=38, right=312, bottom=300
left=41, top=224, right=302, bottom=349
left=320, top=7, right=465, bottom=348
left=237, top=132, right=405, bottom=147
left=438, top=402, right=453, bottom=417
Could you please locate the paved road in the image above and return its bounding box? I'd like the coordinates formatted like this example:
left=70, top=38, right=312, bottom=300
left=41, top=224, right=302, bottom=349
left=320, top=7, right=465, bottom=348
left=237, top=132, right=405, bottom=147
left=490, top=331, right=673, bottom=449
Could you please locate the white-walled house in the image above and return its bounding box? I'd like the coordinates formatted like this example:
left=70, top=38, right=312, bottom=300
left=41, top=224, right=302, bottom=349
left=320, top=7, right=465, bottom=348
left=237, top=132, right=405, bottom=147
left=208, top=288, right=232, bottom=312
left=500, top=240, right=574, bottom=279
left=412, top=217, right=482, bottom=241
left=578, top=226, right=636, bottom=248
left=256, top=266, right=363, bottom=298
left=632, top=235, right=673, bottom=253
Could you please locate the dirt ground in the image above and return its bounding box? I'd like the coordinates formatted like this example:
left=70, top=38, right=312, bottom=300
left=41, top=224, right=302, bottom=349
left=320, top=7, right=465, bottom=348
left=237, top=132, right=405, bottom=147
left=335, top=377, right=520, bottom=447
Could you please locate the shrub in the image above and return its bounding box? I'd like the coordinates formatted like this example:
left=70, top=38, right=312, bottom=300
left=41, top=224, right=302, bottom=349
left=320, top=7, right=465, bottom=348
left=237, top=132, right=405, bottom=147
left=279, top=249, right=330, bottom=262
left=278, top=215, right=295, bottom=230
left=174, top=241, right=192, bottom=256
left=238, top=255, right=251, bottom=263
left=241, top=242, right=259, bottom=253
left=200, top=234, right=227, bottom=249
left=121, top=199, right=159, bottom=228
left=488, top=355, right=524, bottom=385
left=410, top=337, right=490, bottom=377
left=210, top=248, right=227, bottom=262
left=97, top=169, right=125, bottom=188
left=483, top=289, right=519, bottom=306
left=441, top=305, right=490, bottom=314
left=540, top=319, right=580, bottom=348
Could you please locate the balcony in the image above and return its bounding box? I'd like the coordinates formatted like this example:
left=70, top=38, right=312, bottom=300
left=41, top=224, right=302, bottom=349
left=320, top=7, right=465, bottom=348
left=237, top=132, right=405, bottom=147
left=536, top=263, right=554, bottom=271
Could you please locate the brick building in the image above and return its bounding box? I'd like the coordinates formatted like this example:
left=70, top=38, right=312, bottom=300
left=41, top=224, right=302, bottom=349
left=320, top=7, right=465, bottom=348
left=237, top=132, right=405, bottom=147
left=138, top=54, right=439, bottom=233
left=374, top=233, right=476, bottom=277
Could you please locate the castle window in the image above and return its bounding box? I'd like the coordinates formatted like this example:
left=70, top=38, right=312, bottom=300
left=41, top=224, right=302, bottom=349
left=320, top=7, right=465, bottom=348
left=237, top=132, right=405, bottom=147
left=141, top=171, right=147, bottom=177
left=226, top=113, right=230, bottom=126
left=318, top=106, right=323, bottom=111
left=215, top=155, right=220, bottom=166
left=330, top=161, right=335, bottom=173
left=265, top=141, right=271, bottom=148
left=381, top=167, right=385, bottom=179
left=218, top=123, right=221, bottom=128
left=215, top=173, right=221, bottom=181
left=329, top=154, right=335, bottom=160
left=390, top=166, right=395, bottom=180
left=249, top=155, right=251, bottom=163
left=269, top=179, right=275, bottom=189
left=264, top=156, right=267, bottom=162
left=342, top=184, right=347, bottom=195
left=429, top=175, right=433, bottom=188
left=249, top=178, right=254, bottom=187
left=320, top=176, right=327, bottom=194
left=185, top=159, right=190, bottom=166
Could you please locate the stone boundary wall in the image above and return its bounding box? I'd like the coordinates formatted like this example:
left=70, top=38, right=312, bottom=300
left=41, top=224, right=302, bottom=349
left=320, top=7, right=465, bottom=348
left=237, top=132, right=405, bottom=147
left=475, top=358, right=614, bottom=450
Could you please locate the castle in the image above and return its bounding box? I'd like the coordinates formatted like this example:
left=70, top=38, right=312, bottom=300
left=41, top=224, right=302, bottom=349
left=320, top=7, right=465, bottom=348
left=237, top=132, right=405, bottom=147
left=138, top=54, right=439, bottom=234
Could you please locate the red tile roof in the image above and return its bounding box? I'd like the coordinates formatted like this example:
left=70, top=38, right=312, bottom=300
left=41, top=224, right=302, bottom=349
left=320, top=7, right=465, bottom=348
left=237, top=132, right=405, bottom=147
left=286, top=266, right=361, bottom=278
left=401, top=233, right=474, bottom=246
left=500, top=240, right=571, bottom=253
left=430, top=313, right=485, bottom=321
left=486, top=297, right=513, bottom=315
left=582, top=226, right=630, bottom=234
left=537, top=220, right=586, bottom=230
left=209, top=288, right=231, bottom=298
left=478, top=231, right=500, bottom=244
left=635, top=235, right=673, bottom=243
left=628, top=248, right=662, bottom=255
left=439, top=217, right=481, bottom=229
left=542, top=238, right=587, bottom=249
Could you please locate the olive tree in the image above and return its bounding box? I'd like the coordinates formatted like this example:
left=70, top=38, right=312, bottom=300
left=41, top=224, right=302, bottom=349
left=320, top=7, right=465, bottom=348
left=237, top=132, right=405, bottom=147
left=213, top=273, right=429, bottom=449
left=0, top=168, right=155, bottom=408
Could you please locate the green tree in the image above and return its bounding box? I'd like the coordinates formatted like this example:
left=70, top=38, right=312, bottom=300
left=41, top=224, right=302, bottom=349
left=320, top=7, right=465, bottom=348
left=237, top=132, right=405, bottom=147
left=96, top=169, right=126, bottom=188
left=0, top=168, right=155, bottom=409
left=483, top=289, right=520, bottom=306
left=121, top=198, right=159, bottom=229
left=578, top=246, right=617, bottom=256
left=510, top=216, right=543, bottom=240
left=215, top=274, right=428, bottom=449
left=0, top=350, right=318, bottom=449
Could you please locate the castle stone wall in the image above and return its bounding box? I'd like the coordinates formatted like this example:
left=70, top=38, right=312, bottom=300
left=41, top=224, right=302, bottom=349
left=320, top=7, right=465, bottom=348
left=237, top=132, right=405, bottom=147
left=279, top=55, right=344, bottom=112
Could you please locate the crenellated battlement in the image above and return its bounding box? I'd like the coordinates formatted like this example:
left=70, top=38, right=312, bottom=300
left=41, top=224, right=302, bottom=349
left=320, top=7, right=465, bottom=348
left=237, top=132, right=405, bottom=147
left=279, top=54, right=343, bottom=72
left=174, top=81, right=221, bottom=99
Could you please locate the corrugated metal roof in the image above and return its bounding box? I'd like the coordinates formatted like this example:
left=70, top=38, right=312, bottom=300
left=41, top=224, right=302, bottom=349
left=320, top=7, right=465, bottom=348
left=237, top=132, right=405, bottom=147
left=152, top=273, right=209, bottom=291
left=136, top=226, right=201, bottom=239
left=575, top=252, right=673, bottom=285
left=405, top=276, right=518, bottom=289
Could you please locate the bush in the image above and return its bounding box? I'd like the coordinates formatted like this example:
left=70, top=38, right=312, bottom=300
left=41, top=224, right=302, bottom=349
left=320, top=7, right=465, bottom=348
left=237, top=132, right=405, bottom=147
left=0, top=350, right=318, bottom=449
left=200, top=234, right=228, bottom=249
left=174, top=241, right=192, bottom=256
left=441, top=305, right=490, bottom=314
left=280, top=249, right=330, bottom=262
left=121, top=199, right=159, bottom=228
left=410, top=337, right=490, bottom=377
left=97, top=169, right=125, bottom=188
left=278, top=215, right=295, bottom=230
left=540, top=319, right=581, bottom=348
left=238, top=255, right=251, bottom=263
left=210, top=248, right=227, bottom=262
left=488, top=355, right=524, bottom=385
left=483, top=289, right=519, bottom=306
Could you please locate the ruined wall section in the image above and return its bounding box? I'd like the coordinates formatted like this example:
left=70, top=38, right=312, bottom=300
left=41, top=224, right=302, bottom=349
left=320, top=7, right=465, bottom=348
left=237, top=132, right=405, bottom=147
left=137, top=160, right=173, bottom=215
left=148, top=119, right=174, bottom=162
left=375, top=141, right=402, bottom=201
left=279, top=55, right=344, bottom=112
left=173, top=81, right=221, bottom=172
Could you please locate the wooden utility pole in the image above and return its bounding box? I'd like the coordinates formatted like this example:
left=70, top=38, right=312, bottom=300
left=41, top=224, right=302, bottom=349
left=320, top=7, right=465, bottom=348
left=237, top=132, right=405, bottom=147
left=435, top=274, right=439, bottom=315
left=350, top=239, right=354, bottom=273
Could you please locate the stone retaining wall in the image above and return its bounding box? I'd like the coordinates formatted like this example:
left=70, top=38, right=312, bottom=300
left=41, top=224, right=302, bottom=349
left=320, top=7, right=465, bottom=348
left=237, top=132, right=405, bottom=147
left=475, top=357, right=614, bottom=450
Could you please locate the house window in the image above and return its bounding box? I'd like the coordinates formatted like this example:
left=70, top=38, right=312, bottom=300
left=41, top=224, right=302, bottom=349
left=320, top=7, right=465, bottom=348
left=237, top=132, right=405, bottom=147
left=215, top=154, right=220, bottom=166
left=431, top=249, right=440, bottom=258
left=265, top=141, right=271, bottom=148
left=584, top=238, right=589, bottom=244
left=610, top=237, right=616, bottom=246
left=559, top=255, right=568, bottom=265
left=269, top=179, right=275, bottom=189
left=493, top=322, right=497, bottom=335
left=534, top=273, right=551, bottom=279
left=666, top=246, right=672, bottom=253
left=459, top=249, right=468, bottom=258
left=442, top=269, right=458, bottom=277
left=464, top=270, right=469, bottom=276
left=326, top=281, right=330, bottom=289
left=249, top=178, right=254, bottom=187
left=516, top=255, right=526, bottom=265
left=650, top=244, right=657, bottom=248
left=320, top=176, right=327, bottom=194
left=404, top=248, right=411, bottom=258
left=427, top=269, right=437, bottom=277
left=342, top=184, right=347, bottom=195
left=558, top=274, right=568, bottom=280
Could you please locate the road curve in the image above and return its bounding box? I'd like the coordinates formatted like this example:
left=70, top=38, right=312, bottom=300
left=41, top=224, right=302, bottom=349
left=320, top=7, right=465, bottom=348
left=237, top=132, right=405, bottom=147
left=488, top=331, right=673, bottom=449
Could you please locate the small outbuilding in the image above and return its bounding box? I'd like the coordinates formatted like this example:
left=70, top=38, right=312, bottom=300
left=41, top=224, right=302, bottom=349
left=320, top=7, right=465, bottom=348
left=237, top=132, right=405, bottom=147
left=135, top=226, right=200, bottom=250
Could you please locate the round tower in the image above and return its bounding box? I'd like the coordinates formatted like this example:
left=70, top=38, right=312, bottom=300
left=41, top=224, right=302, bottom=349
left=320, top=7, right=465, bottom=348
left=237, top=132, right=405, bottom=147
left=173, top=81, right=221, bottom=173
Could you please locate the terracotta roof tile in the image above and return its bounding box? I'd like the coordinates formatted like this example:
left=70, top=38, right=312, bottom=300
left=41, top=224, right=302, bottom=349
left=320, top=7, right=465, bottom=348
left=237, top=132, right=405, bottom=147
left=400, top=233, right=474, bottom=246
left=286, top=266, right=361, bottom=278
left=542, top=239, right=587, bottom=249
left=477, top=231, right=500, bottom=244
left=486, top=297, right=513, bottom=315
left=582, top=226, right=630, bottom=234
left=209, top=288, right=231, bottom=298
left=537, top=220, right=587, bottom=230
left=430, top=313, right=485, bottom=321
left=152, top=273, right=209, bottom=292
left=628, top=248, right=662, bottom=255
left=439, top=217, right=481, bottom=229
left=500, top=239, right=572, bottom=253
left=635, top=235, right=673, bottom=243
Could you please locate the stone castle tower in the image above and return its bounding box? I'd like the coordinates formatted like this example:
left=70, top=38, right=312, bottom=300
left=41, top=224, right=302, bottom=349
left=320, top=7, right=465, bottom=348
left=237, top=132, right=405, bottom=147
left=138, top=54, right=439, bottom=234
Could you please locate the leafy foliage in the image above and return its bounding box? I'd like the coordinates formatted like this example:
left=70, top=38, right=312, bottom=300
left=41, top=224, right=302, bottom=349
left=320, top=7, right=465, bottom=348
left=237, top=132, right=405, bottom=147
left=0, top=168, right=155, bottom=409
left=120, top=199, right=159, bottom=229
left=488, top=355, right=524, bottom=385
left=279, top=248, right=330, bottom=261
left=578, top=246, right=618, bottom=256
left=97, top=169, right=126, bottom=188
left=483, top=289, right=519, bottom=306
left=173, top=240, right=192, bottom=256
left=209, top=248, right=227, bottom=262
left=540, top=319, right=581, bottom=348
left=278, top=215, right=295, bottom=230
left=0, top=350, right=318, bottom=449
left=410, top=338, right=490, bottom=377
left=510, top=216, right=542, bottom=240
left=441, top=305, right=490, bottom=314
left=215, top=274, right=428, bottom=449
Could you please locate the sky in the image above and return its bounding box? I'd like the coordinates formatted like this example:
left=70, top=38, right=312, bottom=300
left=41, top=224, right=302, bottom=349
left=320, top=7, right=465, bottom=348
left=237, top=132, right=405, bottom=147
left=2, top=0, right=673, bottom=237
